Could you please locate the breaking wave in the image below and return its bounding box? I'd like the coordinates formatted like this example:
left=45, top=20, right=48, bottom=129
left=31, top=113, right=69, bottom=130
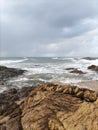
left=0, top=58, right=28, bottom=66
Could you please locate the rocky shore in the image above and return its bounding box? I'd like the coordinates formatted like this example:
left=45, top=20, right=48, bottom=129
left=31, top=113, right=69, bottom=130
left=0, top=66, right=25, bottom=85
left=0, top=83, right=98, bottom=130
left=0, top=66, right=98, bottom=130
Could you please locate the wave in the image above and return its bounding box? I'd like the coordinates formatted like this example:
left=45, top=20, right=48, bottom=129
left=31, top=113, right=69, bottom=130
left=78, top=58, right=98, bottom=65
left=52, top=57, right=76, bottom=61
left=0, top=86, right=8, bottom=93
left=0, top=58, right=28, bottom=65
left=52, top=57, right=59, bottom=60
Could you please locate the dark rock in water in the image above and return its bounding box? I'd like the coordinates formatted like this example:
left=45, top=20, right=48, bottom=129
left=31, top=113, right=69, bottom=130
left=18, top=86, right=35, bottom=99
left=0, top=66, right=25, bottom=85
left=65, top=67, right=85, bottom=74
left=65, top=67, right=76, bottom=70
left=8, top=88, right=17, bottom=94
left=88, top=65, right=98, bottom=71
left=0, top=83, right=98, bottom=130
left=70, top=69, right=85, bottom=74
left=0, top=87, right=34, bottom=103
left=0, top=81, right=5, bottom=85
left=83, top=57, right=98, bottom=60
left=88, top=65, right=96, bottom=69
left=0, top=66, right=7, bottom=71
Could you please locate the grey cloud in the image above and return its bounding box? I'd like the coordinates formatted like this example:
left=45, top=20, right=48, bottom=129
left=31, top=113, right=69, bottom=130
left=0, top=0, right=98, bottom=57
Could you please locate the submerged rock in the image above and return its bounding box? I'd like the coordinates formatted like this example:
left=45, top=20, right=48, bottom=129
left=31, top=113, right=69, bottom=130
left=0, top=83, right=98, bottom=130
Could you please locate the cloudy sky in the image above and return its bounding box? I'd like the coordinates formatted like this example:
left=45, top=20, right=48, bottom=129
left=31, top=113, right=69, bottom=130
left=0, top=0, right=98, bottom=57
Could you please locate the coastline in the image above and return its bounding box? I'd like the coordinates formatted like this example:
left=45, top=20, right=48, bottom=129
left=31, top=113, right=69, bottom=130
left=0, top=65, right=98, bottom=129
left=0, top=82, right=98, bottom=130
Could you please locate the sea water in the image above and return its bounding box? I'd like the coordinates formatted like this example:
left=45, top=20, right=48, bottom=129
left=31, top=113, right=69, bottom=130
left=0, top=57, right=98, bottom=91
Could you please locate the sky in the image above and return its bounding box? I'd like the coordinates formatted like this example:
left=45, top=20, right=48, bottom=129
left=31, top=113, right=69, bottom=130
left=0, top=0, right=98, bottom=57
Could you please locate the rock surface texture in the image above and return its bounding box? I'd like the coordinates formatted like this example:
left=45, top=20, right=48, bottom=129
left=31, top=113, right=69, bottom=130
left=0, top=83, right=98, bottom=130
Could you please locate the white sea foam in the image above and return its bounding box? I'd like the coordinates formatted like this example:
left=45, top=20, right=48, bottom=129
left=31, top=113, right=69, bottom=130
left=8, top=77, right=29, bottom=82
left=52, top=57, right=59, bottom=60
left=52, top=57, right=76, bottom=62
left=0, top=86, right=7, bottom=93
left=0, top=58, right=28, bottom=66
left=0, top=57, right=98, bottom=91
left=78, top=58, right=98, bottom=65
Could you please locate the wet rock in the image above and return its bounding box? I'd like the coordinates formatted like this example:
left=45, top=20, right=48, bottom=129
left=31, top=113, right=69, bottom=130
left=88, top=65, right=98, bottom=71
left=70, top=69, right=85, bottom=74
left=65, top=67, right=75, bottom=70
left=17, top=86, right=34, bottom=99
left=0, top=66, right=25, bottom=85
left=7, top=88, right=17, bottom=94
left=0, top=66, right=7, bottom=71
left=83, top=57, right=98, bottom=60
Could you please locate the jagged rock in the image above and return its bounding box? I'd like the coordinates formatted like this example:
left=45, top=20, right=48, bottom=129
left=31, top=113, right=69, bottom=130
left=0, top=83, right=98, bottom=130
left=76, top=90, right=84, bottom=98
left=84, top=90, right=97, bottom=102
left=88, top=65, right=98, bottom=71
left=6, top=116, right=22, bottom=130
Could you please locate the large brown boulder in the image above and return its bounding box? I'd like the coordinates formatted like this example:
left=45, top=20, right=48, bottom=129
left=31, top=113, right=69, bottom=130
left=0, top=83, right=98, bottom=130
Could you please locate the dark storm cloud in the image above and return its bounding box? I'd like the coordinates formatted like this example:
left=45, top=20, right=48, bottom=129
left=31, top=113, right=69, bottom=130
left=0, top=0, right=98, bottom=57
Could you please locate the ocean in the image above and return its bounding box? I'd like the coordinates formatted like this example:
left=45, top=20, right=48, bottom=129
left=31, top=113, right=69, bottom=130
left=0, top=57, right=98, bottom=91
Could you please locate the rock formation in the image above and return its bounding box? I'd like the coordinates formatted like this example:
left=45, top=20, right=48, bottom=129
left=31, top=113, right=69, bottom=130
left=82, top=57, right=98, bottom=60
left=65, top=68, right=75, bottom=70
left=0, top=83, right=98, bottom=130
left=70, top=69, right=85, bottom=74
left=88, top=65, right=98, bottom=71
left=0, top=66, right=25, bottom=85
left=0, top=66, right=98, bottom=130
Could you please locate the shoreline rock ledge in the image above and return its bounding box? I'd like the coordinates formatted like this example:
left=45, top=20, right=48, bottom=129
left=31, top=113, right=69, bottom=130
left=0, top=83, right=98, bottom=130
left=0, top=66, right=25, bottom=85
